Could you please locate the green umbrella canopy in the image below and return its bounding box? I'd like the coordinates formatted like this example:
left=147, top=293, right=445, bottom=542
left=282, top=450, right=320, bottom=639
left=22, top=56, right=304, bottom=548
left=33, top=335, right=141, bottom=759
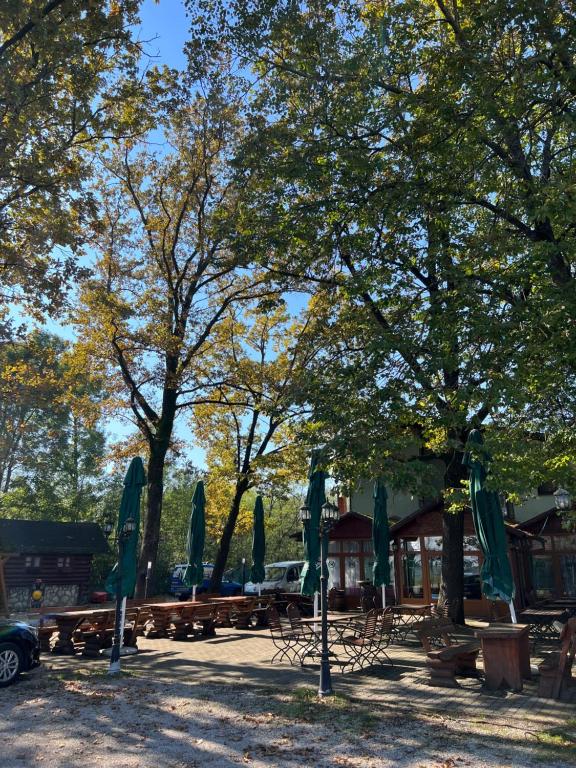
left=372, top=478, right=391, bottom=587
left=183, top=481, right=206, bottom=587
left=105, top=457, right=146, bottom=598
left=463, top=430, right=515, bottom=603
left=250, top=495, right=266, bottom=584
left=301, top=449, right=327, bottom=596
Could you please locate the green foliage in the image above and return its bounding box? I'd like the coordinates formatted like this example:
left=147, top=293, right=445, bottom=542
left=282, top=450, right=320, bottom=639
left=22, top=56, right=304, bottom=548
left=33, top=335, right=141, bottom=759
left=0, top=1, right=143, bottom=332
left=0, top=331, right=107, bottom=521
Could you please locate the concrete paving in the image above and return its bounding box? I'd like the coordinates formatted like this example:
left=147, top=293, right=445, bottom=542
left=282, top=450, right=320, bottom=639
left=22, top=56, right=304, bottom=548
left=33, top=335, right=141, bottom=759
left=43, top=623, right=575, bottom=736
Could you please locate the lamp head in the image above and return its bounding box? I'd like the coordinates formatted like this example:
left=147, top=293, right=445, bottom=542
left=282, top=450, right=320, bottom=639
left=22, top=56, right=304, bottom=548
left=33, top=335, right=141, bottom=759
left=122, top=516, right=137, bottom=538
left=554, top=487, right=572, bottom=511
left=321, top=500, right=339, bottom=524
left=299, top=503, right=311, bottom=523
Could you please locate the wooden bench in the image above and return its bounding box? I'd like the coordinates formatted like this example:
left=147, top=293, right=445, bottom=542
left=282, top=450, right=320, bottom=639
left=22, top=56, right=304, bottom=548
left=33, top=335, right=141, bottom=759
left=538, top=617, right=576, bottom=700
left=417, top=618, right=480, bottom=688
left=169, top=603, right=216, bottom=640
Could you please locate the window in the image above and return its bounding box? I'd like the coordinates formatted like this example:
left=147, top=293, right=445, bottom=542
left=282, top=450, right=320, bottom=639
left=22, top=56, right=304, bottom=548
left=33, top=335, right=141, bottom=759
left=463, top=556, right=482, bottom=599
left=362, top=540, right=373, bottom=553
left=402, top=538, right=421, bottom=553
left=286, top=567, right=299, bottom=583
left=424, top=537, right=442, bottom=551
left=327, top=558, right=341, bottom=589
left=57, top=557, right=71, bottom=569
left=345, top=556, right=360, bottom=589
left=341, top=540, right=360, bottom=553
left=428, top=556, right=442, bottom=600
left=24, top=556, right=41, bottom=570
left=402, top=553, right=423, bottom=598
left=328, top=540, right=341, bottom=554
left=532, top=555, right=555, bottom=598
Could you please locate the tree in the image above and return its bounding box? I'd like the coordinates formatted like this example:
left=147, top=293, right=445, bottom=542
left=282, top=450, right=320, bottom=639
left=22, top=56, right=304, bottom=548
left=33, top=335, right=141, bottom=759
left=191, top=306, right=313, bottom=590
left=74, top=75, right=272, bottom=596
left=184, top=0, right=576, bottom=620
left=0, top=330, right=106, bottom=520
left=0, top=0, right=142, bottom=334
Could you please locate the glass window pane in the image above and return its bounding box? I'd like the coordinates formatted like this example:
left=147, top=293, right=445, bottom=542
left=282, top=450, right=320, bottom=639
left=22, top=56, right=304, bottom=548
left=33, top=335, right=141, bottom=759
left=532, top=555, right=555, bottom=598
left=463, top=536, right=479, bottom=552
left=362, top=540, right=373, bottom=553
left=345, top=556, right=360, bottom=589
left=364, top=556, right=374, bottom=582
left=341, top=540, right=360, bottom=553
left=428, top=556, right=442, bottom=600
left=402, top=538, right=420, bottom=553
left=463, top=555, right=481, bottom=599
left=328, top=540, right=341, bottom=553
left=402, top=554, right=423, bottom=599
left=327, top=557, right=341, bottom=589
left=424, top=537, right=442, bottom=551
left=560, top=555, right=576, bottom=597
left=555, top=534, right=576, bottom=552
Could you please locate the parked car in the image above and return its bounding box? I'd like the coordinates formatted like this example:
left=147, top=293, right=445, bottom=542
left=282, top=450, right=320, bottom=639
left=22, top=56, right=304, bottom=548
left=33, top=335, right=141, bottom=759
left=244, top=560, right=305, bottom=595
left=170, top=562, right=242, bottom=599
left=0, top=619, right=41, bottom=688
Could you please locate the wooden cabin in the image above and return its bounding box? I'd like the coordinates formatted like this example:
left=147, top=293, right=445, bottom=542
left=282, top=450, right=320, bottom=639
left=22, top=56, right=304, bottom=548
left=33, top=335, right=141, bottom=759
left=0, top=519, right=109, bottom=613
left=520, top=509, right=576, bottom=599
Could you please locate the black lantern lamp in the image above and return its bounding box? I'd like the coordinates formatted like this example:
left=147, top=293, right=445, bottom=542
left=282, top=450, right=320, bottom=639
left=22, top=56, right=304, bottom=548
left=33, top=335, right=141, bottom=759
left=554, top=488, right=572, bottom=511
left=299, top=503, right=311, bottom=523
left=121, top=516, right=136, bottom=538
left=102, top=515, right=114, bottom=538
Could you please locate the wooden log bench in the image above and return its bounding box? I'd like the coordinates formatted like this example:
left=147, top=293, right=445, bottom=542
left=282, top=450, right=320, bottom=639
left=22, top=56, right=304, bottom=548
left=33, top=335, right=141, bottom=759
left=538, top=617, right=576, bottom=700
left=417, top=618, right=480, bottom=688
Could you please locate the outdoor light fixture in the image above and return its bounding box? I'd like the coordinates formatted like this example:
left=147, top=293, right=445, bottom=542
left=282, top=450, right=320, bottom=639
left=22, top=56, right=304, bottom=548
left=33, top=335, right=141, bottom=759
left=554, top=488, right=572, bottom=511
left=315, top=498, right=339, bottom=697
left=102, top=516, right=114, bottom=538
left=121, top=516, right=136, bottom=538
left=321, top=500, right=339, bottom=524
left=299, top=503, right=311, bottom=523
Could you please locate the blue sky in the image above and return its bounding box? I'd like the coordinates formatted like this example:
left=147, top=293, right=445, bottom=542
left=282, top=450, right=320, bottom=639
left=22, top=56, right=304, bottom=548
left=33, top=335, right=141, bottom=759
left=138, top=0, right=189, bottom=70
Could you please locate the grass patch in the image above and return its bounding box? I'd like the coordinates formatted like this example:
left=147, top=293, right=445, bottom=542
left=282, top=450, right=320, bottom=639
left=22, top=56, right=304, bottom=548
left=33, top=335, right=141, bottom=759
left=535, top=718, right=576, bottom=765
left=269, top=687, right=381, bottom=734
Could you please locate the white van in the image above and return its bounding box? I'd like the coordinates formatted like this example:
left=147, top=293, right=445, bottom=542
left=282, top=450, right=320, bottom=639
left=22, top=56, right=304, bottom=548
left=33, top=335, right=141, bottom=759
left=244, top=560, right=304, bottom=595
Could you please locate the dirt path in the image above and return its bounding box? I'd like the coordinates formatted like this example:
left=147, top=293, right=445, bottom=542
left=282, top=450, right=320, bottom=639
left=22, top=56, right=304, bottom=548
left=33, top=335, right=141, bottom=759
left=1, top=663, right=574, bottom=768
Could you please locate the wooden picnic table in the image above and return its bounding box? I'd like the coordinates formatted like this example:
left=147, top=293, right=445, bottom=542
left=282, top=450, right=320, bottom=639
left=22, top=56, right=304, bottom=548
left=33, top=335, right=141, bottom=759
left=517, top=606, right=570, bottom=645
left=48, top=608, right=117, bottom=655
left=475, top=623, right=531, bottom=692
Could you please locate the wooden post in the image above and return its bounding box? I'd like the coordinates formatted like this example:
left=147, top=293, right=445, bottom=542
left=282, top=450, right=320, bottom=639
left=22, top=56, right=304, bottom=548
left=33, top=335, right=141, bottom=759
left=0, top=556, right=9, bottom=616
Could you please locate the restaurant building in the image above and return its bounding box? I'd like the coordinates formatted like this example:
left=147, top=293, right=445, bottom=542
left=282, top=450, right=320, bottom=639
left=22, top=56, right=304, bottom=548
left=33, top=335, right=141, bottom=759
left=520, top=508, right=576, bottom=599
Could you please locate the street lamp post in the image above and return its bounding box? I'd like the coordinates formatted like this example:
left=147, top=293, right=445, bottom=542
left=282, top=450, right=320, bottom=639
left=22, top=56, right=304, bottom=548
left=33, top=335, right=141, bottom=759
left=299, top=499, right=339, bottom=698
left=108, top=516, right=136, bottom=675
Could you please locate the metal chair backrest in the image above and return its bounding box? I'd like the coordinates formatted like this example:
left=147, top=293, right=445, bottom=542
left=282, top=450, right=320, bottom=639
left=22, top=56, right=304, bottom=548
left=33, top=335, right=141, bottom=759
left=378, top=607, right=394, bottom=638
left=360, top=608, right=381, bottom=642
left=286, top=603, right=302, bottom=631
left=266, top=604, right=284, bottom=636
left=432, top=600, right=453, bottom=622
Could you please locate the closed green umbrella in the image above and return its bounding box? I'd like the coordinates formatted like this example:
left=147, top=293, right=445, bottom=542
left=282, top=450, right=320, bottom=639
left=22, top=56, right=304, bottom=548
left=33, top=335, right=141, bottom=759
left=463, top=430, right=516, bottom=621
left=183, top=481, right=206, bottom=600
left=105, top=456, right=146, bottom=598
left=372, top=478, right=390, bottom=608
left=250, top=495, right=266, bottom=594
left=301, top=449, right=327, bottom=598
left=106, top=456, right=146, bottom=673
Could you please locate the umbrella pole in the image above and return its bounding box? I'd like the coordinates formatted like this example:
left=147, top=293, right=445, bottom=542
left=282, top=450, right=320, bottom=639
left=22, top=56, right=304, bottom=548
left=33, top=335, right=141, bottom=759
left=258, top=584, right=261, bottom=597
left=119, top=596, right=127, bottom=651
left=381, top=585, right=386, bottom=610
left=192, top=585, right=196, bottom=601
left=509, top=601, right=517, bottom=624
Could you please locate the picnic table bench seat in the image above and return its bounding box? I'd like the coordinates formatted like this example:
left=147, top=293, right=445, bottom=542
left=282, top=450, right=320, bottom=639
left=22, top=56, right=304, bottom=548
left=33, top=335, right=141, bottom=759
left=417, top=618, right=480, bottom=688
left=538, top=617, right=576, bottom=700
left=169, top=603, right=217, bottom=640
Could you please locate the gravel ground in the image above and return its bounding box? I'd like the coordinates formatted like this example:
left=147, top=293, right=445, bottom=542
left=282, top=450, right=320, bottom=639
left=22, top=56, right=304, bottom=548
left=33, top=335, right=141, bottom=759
left=1, top=663, right=575, bottom=768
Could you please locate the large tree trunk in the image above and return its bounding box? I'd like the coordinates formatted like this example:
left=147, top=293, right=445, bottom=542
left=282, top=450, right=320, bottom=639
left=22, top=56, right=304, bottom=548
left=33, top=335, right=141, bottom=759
left=439, top=430, right=468, bottom=624
left=135, top=443, right=168, bottom=598
left=439, top=508, right=465, bottom=623
left=209, top=476, right=250, bottom=592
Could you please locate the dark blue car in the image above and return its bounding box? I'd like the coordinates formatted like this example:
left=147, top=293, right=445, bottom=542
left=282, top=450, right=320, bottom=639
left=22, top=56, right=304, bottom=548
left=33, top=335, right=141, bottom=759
left=0, top=619, right=41, bottom=687
left=170, top=562, right=242, bottom=599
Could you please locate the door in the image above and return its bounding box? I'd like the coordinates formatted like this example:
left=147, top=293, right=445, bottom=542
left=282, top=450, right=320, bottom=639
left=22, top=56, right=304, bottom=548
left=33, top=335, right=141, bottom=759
left=560, top=555, right=576, bottom=597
